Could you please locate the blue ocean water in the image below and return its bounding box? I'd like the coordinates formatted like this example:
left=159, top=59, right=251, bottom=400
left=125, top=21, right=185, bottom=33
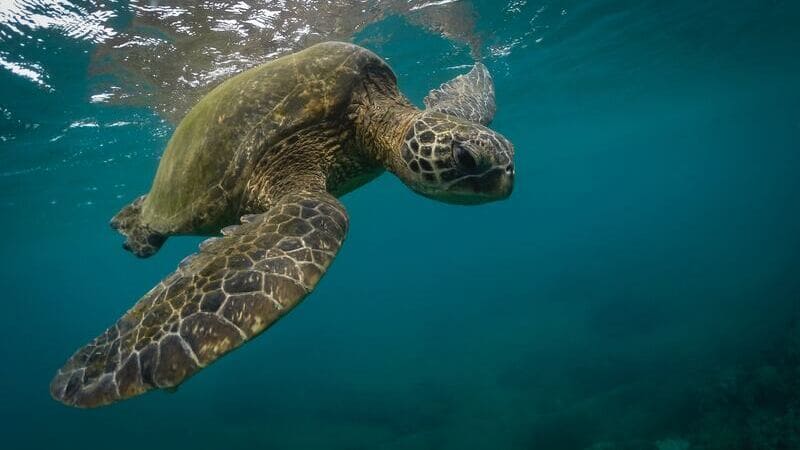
left=1, top=1, right=799, bottom=449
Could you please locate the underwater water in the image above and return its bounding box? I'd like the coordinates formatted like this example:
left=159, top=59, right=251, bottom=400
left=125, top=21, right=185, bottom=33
left=1, top=0, right=800, bottom=448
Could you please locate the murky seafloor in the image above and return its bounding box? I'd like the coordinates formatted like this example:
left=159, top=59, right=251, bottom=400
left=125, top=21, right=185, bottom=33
left=1, top=1, right=799, bottom=449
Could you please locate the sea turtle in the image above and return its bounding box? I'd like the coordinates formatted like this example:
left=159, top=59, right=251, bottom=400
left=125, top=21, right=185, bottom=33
left=50, top=41, right=515, bottom=408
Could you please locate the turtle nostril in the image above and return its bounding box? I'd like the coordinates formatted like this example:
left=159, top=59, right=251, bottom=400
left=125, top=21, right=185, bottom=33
left=505, top=164, right=514, bottom=175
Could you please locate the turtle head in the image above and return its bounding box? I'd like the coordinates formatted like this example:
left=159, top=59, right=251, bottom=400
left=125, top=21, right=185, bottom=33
left=395, top=112, right=515, bottom=204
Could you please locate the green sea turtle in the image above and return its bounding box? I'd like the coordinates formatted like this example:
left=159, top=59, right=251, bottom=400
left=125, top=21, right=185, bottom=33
left=50, top=41, right=514, bottom=408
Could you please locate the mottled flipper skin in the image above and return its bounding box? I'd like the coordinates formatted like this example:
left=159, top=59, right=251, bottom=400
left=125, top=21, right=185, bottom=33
left=50, top=191, right=347, bottom=408
left=424, top=63, right=496, bottom=125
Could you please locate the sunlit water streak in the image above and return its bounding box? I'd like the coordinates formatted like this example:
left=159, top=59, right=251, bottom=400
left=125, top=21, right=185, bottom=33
left=0, top=0, right=480, bottom=121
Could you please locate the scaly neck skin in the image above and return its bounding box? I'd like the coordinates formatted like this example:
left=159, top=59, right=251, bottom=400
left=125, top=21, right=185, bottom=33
left=351, top=74, right=422, bottom=174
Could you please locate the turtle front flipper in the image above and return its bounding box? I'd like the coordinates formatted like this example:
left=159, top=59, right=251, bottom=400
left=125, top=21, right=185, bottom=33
left=51, top=190, right=348, bottom=408
left=423, top=63, right=496, bottom=125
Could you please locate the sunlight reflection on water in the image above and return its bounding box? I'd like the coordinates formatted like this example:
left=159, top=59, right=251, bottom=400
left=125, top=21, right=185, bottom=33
left=0, top=0, right=488, bottom=122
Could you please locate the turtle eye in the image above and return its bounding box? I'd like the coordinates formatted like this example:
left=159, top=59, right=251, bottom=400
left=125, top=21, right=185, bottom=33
left=453, top=143, right=478, bottom=172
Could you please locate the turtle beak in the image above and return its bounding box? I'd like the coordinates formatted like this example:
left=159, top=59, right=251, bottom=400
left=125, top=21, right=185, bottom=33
left=500, top=163, right=515, bottom=199
left=444, top=164, right=514, bottom=203
left=486, top=165, right=514, bottom=200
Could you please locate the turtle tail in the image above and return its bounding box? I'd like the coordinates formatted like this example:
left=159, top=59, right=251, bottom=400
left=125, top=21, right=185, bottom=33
left=110, top=195, right=166, bottom=258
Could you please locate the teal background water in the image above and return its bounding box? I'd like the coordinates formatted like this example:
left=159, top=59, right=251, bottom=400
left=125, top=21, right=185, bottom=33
left=1, top=1, right=800, bottom=449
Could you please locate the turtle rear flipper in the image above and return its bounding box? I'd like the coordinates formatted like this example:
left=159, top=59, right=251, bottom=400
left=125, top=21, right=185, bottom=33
left=110, top=195, right=166, bottom=258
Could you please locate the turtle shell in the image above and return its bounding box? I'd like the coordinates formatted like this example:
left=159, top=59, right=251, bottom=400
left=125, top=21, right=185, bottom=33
left=140, top=42, right=394, bottom=233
